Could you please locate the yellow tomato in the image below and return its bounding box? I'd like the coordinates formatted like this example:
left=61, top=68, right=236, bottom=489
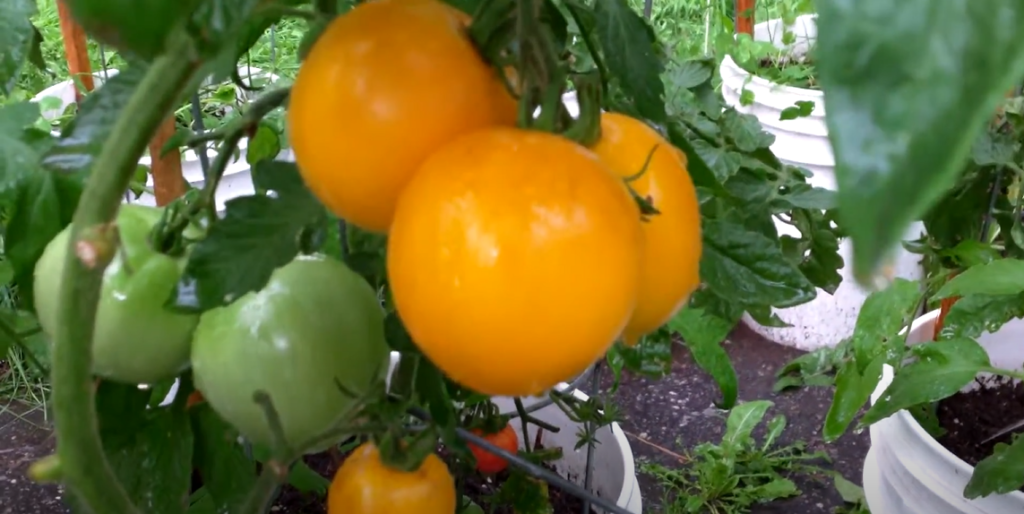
left=328, top=442, right=455, bottom=514
left=591, top=112, right=702, bottom=346
left=387, top=127, right=643, bottom=396
left=288, top=0, right=508, bottom=233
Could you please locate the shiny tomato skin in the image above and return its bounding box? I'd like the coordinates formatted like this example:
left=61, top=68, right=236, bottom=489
left=387, top=127, right=643, bottom=397
left=590, top=113, right=702, bottom=346
left=470, top=424, right=519, bottom=474
left=33, top=204, right=199, bottom=384
left=328, top=442, right=456, bottom=514
left=190, top=254, right=390, bottom=452
left=288, top=0, right=510, bottom=233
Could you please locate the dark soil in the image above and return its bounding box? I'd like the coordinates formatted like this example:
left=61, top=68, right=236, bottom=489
left=459, top=464, right=596, bottom=514
left=936, top=378, right=1024, bottom=478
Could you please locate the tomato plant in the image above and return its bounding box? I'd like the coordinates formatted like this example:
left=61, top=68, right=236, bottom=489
left=4, top=0, right=1011, bottom=511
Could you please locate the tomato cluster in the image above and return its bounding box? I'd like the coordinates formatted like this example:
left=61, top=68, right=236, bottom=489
left=289, top=0, right=702, bottom=400
left=34, top=208, right=391, bottom=451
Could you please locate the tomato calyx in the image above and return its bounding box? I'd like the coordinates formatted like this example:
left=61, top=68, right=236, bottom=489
left=373, top=424, right=441, bottom=474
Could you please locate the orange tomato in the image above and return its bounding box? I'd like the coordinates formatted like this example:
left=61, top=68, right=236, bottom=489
left=288, top=0, right=509, bottom=233
left=328, top=442, right=455, bottom=514
left=387, top=127, right=643, bottom=396
left=469, top=424, right=519, bottom=474
left=590, top=113, right=702, bottom=346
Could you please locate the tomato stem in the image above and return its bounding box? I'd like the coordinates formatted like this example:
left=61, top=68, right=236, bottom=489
left=50, top=28, right=200, bottom=514
left=154, top=87, right=291, bottom=253
left=513, top=398, right=533, bottom=453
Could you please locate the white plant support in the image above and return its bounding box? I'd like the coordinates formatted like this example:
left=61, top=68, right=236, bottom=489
left=30, top=66, right=292, bottom=213
left=864, top=310, right=1024, bottom=513
left=718, top=14, right=924, bottom=350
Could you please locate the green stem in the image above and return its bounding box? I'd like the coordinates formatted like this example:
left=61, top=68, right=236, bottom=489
left=513, top=398, right=533, bottom=453
left=985, top=366, right=1024, bottom=382
left=51, top=34, right=199, bottom=514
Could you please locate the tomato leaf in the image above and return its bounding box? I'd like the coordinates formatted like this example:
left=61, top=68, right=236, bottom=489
left=934, top=259, right=1024, bottom=299
left=823, top=354, right=884, bottom=442
left=700, top=218, right=816, bottom=308
left=669, top=306, right=738, bottom=409
left=0, top=0, right=37, bottom=95
left=814, top=0, right=1024, bottom=283
left=5, top=170, right=83, bottom=310
left=190, top=404, right=257, bottom=513
left=286, top=461, right=330, bottom=496
left=593, top=0, right=665, bottom=123
left=0, top=102, right=45, bottom=194
left=938, top=293, right=1024, bottom=340
left=172, top=161, right=325, bottom=312
left=245, top=123, right=282, bottom=166
left=860, top=338, right=989, bottom=427
left=965, top=435, right=1024, bottom=498
left=848, top=278, right=920, bottom=371
left=88, top=381, right=194, bottom=514
left=43, top=64, right=148, bottom=173
left=606, top=334, right=672, bottom=393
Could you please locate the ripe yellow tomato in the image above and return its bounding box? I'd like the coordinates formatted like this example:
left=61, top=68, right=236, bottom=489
left=328, top=442, right=456, bottom=514
left=387, top=127, right=643, bottom=396
left=288, top=0, right=508, bottom=233
left=590, top=112, right=702, bottom=346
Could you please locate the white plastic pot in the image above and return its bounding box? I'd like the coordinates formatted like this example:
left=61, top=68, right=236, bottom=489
left=718, top=14, right=925, bottom=350
left=864, top=310, right=1024, bottom=513
left=31, top=66, right=291, bottom=212
left=492, top=392, right=642, bottom=513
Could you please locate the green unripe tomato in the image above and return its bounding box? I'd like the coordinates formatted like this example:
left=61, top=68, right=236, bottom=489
left=33, top=204, right=199, bottom=384
left=191, top=254, right=390, bottom=452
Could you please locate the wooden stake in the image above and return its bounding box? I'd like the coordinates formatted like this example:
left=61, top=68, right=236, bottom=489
left=148, top=118, right=187, bottom=207
left=55, top=1, right=185, bottom=207
left=736, top=0, right=755, bottom=36
left=55, top=0, right=94, bottom=100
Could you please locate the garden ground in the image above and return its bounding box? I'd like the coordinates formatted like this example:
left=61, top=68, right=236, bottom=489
left=0, top=325, right=869, bottom=514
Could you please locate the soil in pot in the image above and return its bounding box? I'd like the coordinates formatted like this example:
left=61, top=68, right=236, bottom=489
left=935, top=377, right=1024, bottom=491
left=268, top=443, right=600, bottom=513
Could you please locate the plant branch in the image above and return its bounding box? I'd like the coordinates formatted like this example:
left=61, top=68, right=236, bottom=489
left=184, top=87, right=290, bottom=150
left=50, top=31, right=200, bottom=514
left=157, top=87, right=291, bottom=247
left=237, top=392, right=294, bottom=514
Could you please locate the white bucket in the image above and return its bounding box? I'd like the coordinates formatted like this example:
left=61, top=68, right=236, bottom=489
left=718, top=14, right=924, bottom=350
left=864, top=310, right=1024, bottom=513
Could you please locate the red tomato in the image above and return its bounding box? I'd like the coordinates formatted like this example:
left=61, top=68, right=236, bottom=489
left=469, top=425, right=519, bottom=474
